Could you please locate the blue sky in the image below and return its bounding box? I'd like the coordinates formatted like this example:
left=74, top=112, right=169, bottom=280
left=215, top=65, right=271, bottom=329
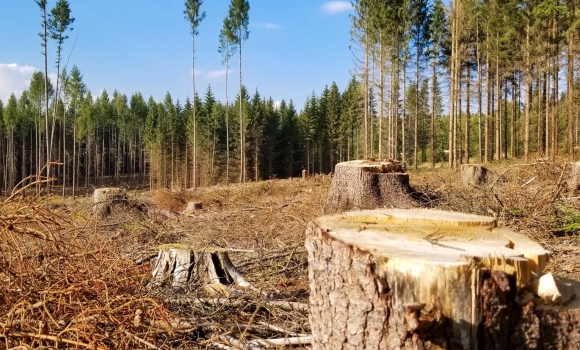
left=0, top=1, right=355, bottom=111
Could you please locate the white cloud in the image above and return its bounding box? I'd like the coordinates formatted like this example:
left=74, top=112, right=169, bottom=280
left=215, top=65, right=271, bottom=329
left=206, top=69, right=228, bottom=79
left=274, top=100, right=282, bottom=110
left=322, top=1, right=353, bottom=14
left=191, top=68, right=203, bottom=76
left=0, top=63, right=36, bottom=103
left=256, top=22, right=283, bottom=30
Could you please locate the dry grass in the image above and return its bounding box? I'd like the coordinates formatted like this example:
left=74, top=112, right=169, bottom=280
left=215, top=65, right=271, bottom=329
left=2, top=162, right=580, bottom=348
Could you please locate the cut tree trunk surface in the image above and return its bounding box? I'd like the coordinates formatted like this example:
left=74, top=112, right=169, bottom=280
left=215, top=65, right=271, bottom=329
left=92, top=188, right=127, bottom=218
left=327, top=160, right=413, bottom=211
left=461, top=164, right=488, bottom=187
left=306, top=208, right=579, bottom=349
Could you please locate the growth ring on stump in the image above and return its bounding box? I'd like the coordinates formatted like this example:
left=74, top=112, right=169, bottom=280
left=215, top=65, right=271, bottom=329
left=327, top=160, right=412, bottom=211
left=304, top=208, right=580, bottom=349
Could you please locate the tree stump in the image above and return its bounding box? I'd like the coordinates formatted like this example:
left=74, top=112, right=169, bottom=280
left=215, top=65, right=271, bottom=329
left=182, top=201, right=203, bottom=214
left=306, top=208, right=580, bottom=349
left=461, top=164, right=488, bottom=187
left=92, top=188, right=127, bottom=218
left=150, top=244, right=250, bottom=292
left=570, top=162, right=580, bottom=193
left=326, top=160, right=412, bottom=211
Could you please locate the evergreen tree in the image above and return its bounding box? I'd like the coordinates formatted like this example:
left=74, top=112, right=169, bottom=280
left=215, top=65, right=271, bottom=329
left=224, top=0, right=250, bottom=182
left=184, top=0, right=205, bottom=188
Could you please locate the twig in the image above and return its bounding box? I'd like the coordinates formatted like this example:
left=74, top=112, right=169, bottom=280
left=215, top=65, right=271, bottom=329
left=248, top=335, right=313, bottom=347
left=170, top=297, right=309, bottom=312
left=217, top=333, right=265, bottom=350
left=521, top=176, right=537, bottom=188
left=256, top=321, right=308, bottom=337
left=1, top=332, right=91, bottom=348
left=123, top=330, right=161, bottom=350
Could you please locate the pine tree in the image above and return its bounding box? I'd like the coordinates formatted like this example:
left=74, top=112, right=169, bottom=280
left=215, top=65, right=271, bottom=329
left=224, top=0, right=250, bottom=182
left=184, top=0, right=205, bottom=188
left=48, top=0, right=74, bottom=180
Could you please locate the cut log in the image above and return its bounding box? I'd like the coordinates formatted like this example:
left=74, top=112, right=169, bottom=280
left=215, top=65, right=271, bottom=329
left=570, top=161, right=580, bottom=193
left=304, top=208, right=580, bottom=349
left=150, top=244, right=250, bottom=291
left=92, top=188, right=127, bottom=218
left=326, top=160, right=413, bottom=211
left=461, top=164, right=488, bottom=187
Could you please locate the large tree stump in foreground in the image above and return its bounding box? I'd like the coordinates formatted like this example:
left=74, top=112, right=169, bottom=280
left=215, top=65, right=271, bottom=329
left=306, top=208, right=580, bottom=349
left=92, top=188, right=127, bottom=218
left=461, top=164, right=488, bottom=187
left=327, top=160, right=412, bottom=211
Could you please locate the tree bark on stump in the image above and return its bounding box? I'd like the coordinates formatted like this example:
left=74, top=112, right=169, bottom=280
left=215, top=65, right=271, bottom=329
left=182, top=201, right=203, bottom=214
left=305, top=208, right=580, bottom=349
left=570, top=162, right=580, bottom=193
left=461, top=164, right=488, bottom=187
left=327, top=160, right=413, bottom=211
left=150, top=245, right=250, bottom=292
left=92, top=188, right=127, bottom=218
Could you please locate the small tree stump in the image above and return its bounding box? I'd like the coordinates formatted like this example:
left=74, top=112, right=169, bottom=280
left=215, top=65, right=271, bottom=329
left=461, top=164, right=488, bottom=187
left=182, top=201, right=203, bottom=214
left=150, top=244, right=250, bottom=291
left=305, top=208, right=580, bottom=349
left=569, top=162, right=580, bottom=193
left=92, top=188, right=127, bottom=218
left=326, top=160, right=412, bottom=211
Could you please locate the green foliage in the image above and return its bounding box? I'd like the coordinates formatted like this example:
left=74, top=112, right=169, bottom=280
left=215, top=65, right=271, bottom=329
left=557, top=202, right=580, bottom=236
left=184, top=0, right=206, bottom=35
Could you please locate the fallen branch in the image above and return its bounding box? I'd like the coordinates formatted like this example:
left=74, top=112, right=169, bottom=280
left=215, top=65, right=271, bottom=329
left=123, top=330, right=161, bottom=350
left=248, top=335, right=313, bottom=347
left=169, top=297, right=309, bottom=313
left=256, top=321, right=308, bottom=337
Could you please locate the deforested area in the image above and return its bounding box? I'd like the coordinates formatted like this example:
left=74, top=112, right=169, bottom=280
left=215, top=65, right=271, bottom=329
left=1, top=160, right=580, bottom=348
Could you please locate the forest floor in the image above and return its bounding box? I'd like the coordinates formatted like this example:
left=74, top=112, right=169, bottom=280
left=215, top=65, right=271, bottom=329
left=1, top=159, right=580, bottom=349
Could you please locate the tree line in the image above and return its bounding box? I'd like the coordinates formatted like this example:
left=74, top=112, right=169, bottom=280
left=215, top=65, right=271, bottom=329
left=6, top=0, right=580, bottom=194
left=351, top=0, right=580, bottom=169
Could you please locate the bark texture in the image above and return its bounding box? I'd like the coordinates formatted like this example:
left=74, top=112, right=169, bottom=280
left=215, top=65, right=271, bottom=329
left=461, top=164, right=488, bottom=187
left=327, top=160, right=413, bottom=212
left=92, top=188, right=127, bottom=219
left=305, top=208, right=579, bottom=350
left=569, top=162, right=580, bottom=193
left=151, top=245, right=249, bottom=291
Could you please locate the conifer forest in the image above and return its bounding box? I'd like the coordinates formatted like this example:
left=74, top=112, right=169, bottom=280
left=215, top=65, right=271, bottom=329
left=2, top=0, right=580, bottom=195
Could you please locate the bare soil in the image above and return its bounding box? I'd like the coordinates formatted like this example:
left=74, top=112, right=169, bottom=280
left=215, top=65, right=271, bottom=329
left=1, top=161, right=579, bottom=349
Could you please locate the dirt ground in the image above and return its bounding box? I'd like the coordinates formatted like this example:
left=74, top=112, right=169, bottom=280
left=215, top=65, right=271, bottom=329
left=1, top=160, right=579, bottom=349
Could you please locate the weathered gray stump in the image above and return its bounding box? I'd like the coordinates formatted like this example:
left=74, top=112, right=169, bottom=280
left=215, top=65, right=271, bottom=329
left=461, top=164, right=488, bottom=187
left=306, top=208, right=580, bottom=349
left=326, top=160, right=412, bottom=211
left=150, top=245, right=250, bottom=293
left=570, top=162, right=580, bottom=193
left=92, top=188, right=127, bottom=218
left=182, top=201, right=203, bottom=214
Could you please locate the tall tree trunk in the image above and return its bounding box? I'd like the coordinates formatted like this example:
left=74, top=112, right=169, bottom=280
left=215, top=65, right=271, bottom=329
left=485, top=38, right=491, bottom=162
left=239, top=37, right=244, bottom=183
left=379, top=40, right=384, bottom=160
left=524, top=15, right=532, bottom=160
left=414, top=46, right=419, bottom=169
left=465, top=66, right=471, bottom=164
left=568, top=31, right=575, bottom=157
left=495, top=60, right=501, bottom=161
left=192, top=35, right=198, bottom=189
left=511, top=75, right=516, bottom=158
left=431, top=59, right=436, bottom=167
